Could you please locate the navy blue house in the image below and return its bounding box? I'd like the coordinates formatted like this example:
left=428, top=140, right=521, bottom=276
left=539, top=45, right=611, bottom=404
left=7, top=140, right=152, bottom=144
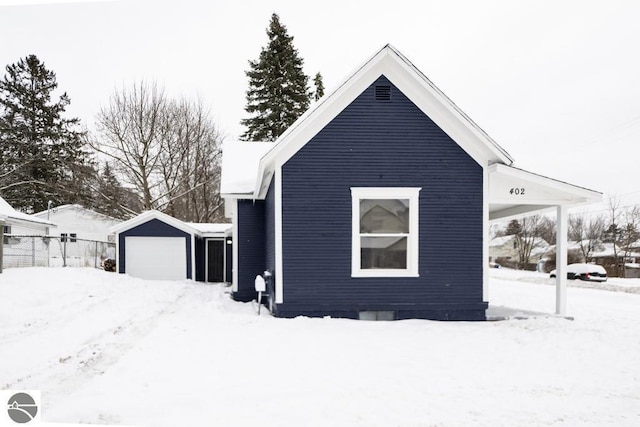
left=220, top=45, right=601, bottom=320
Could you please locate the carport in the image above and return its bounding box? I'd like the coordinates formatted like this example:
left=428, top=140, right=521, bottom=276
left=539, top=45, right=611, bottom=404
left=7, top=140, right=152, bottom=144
left=487, top=164, right=603, bottom=315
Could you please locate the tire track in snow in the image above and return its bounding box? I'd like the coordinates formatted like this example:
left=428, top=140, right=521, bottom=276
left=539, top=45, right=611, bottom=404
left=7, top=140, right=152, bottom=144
left=0, top=295, right=110, bottom=345
left=3, top=286, right=194, bottom=397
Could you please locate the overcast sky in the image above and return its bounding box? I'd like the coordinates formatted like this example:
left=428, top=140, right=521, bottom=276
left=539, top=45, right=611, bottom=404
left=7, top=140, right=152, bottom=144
left=2, top=0, right=640, bottom=213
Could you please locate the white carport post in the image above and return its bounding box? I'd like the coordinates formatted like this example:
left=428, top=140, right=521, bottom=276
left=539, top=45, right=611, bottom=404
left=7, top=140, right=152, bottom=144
left=555, top=205, right=568, bottom=316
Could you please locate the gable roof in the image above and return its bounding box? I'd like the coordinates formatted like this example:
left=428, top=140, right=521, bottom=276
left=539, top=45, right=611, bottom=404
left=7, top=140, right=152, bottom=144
left=33, top=204, right=121, bottom=223
left=244, top=44, right=514, bottom=199
left=110, top=210, right=199, bottom=236
left=0, top=195, right=55, bottom=228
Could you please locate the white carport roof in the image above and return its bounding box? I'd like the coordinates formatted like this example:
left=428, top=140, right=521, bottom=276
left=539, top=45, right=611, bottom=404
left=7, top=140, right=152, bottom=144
left=489, top=164, right=602, bottom=221
left=187, top=223, right=232, bottom=238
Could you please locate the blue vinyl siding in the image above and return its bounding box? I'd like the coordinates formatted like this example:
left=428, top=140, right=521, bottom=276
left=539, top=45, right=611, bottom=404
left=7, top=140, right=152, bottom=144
left=277, top=75, right=485, bottom=320
left=234, top=199, right=266, bottom=302
left=118, top=218, right=193, bottom=279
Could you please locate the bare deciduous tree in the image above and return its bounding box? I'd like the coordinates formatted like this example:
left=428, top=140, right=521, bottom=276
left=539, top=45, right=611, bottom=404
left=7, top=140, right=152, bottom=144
left=157, top=98, right=224, bottom=222
left=568, top=213, right=605, bottom=261
left=512, top=215, right=544, bottom=269
left=89, top=81, right=224, bottom=221
left=620, top=206, right=640, bottom=276
left=605, top=195, right=624, bottom=277
left=90, top=81, right=166, bottom=210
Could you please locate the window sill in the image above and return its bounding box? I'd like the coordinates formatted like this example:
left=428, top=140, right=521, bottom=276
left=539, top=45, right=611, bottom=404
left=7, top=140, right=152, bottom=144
left=352, top=270, right=419, bottom=278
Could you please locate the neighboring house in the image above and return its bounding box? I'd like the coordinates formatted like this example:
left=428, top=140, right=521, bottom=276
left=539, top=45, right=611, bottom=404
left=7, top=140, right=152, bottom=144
left=489, top=235, right=550, bottom=263
left=29, top=204, right=122, bottom=267
left=0, top=195, right=54, bottom=236
left=0, top=195, right=55, bottom=271
left=33, top=204, right=122, bottom=243
left=111, top=210, right=232, bottom=283
left=588, top=243, right=640, bottom=277
left=220, top=45, right=602, bottom=320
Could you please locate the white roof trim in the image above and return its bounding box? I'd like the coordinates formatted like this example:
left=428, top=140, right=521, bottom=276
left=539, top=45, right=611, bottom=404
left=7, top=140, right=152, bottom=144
left=252, top=44, right=514, bottom=199
left=488, top=164, right=602, bottom=220
left=187, top=222, right=232, bottom=237
left=110, top=210, right=200, bottom=236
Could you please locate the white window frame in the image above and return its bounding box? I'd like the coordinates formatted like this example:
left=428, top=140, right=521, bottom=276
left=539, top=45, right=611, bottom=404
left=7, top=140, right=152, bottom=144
left=351, top=187, right=421, bottom=278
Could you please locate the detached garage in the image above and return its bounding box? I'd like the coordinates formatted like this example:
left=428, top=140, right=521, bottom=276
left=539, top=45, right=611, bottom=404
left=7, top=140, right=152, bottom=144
left=111, top=210, right=232, bottom=282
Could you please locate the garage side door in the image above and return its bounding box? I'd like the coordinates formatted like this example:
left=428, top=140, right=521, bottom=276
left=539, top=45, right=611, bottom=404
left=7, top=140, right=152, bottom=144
left=125, top=236, right=187, bottom=280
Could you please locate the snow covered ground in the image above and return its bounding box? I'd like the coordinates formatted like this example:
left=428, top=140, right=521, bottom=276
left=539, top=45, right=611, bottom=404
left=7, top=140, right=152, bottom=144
left=1, top=267, right=639, bottom=426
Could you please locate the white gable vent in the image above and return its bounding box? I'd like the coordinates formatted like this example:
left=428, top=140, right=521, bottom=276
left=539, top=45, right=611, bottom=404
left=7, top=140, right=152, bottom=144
left=375, top=85, right=391, bottom=101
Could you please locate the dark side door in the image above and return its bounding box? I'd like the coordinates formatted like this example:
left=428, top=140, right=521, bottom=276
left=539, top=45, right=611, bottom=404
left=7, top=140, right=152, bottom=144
left=207, top=239, right=225, bottom=282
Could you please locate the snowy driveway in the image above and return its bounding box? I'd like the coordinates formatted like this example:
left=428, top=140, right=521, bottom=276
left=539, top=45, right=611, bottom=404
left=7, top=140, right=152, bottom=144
left=1, top=267, right=639, bottom=426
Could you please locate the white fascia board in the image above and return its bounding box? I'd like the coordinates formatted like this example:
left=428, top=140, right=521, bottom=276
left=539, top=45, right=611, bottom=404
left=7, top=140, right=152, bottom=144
left=274, top=165, right=284, bottom=303
left=191, top=233, right=196, bottom=281
left=255, top=68, right=377, bottom=198
left=380, top=56, right=512, bottom=167
left=232, top=199, right=239, bottom=293
left=482, top=167, right=489, bottom=302
left=220, top=192, right=256, bottom=200
left=489, top=164, right=602, bottom=203
left=114, top=231, right=120, bottom=273
left=255, top=46, right=513, bottom=198
left=223, top=197, right=234, bottom=219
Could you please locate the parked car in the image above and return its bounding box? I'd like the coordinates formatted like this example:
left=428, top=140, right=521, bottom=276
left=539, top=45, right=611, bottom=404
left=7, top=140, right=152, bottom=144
left=549, top=263, right=607, bottom=282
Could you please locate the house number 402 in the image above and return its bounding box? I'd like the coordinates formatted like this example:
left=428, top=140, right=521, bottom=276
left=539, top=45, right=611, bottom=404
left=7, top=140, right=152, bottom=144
left=510, top=187, right=525, bottom=195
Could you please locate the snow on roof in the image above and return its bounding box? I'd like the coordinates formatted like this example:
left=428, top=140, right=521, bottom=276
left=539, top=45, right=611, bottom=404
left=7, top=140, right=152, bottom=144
left=33, top=204, right=121, bottom=222
left=489, top=235, right=514, bottom=247
left=110, top=210, right=198, bottom=235
left=0, top=195, right=54, bottom=227
left=590, top=242, right=640, bottom=258
left=220, top=141, right=274, bottom=196
left=489, top=235, right=550, bottom=250
left=187, top=223, right=232, bottom=234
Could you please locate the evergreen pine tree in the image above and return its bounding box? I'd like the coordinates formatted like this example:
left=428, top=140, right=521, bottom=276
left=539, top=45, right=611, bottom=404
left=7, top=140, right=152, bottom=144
left=240, top=13, right=312, bottom=141
left=94, top=162, right=128, bottom=219
left=0, top=55, right=90, bottom=212
left=313, top=72, right=325, bottom=101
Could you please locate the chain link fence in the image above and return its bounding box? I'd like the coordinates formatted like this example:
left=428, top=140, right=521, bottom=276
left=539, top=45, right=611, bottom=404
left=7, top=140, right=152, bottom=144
left=2, top=234, right=115, bottom=269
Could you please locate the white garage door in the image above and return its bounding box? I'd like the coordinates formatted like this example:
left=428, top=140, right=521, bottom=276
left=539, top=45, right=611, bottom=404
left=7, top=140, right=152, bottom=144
left=125, top=236, right=187, bottom=280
